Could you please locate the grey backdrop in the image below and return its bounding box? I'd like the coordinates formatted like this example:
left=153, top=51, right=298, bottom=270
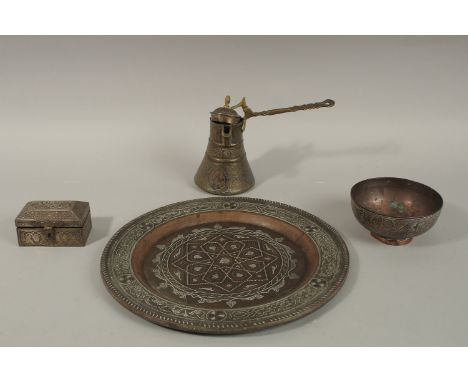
left=1, top=36, right=467, bottom=346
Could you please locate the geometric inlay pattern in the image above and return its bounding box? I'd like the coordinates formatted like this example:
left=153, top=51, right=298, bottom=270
left=151, top=224, right=298, bottom=307
left=100, top=197, right=349, bottom=334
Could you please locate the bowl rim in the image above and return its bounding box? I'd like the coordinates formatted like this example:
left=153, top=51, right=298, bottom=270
left=350, top=177, right=443, bottom=219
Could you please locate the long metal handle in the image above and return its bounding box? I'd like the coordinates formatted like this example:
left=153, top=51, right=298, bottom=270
left=244, top=99, right=335, bottom=119
left=229, top=96, right=335, bottom=131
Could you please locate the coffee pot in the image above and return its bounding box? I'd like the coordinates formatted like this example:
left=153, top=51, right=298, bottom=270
left=194, top=96, right=335, bottom=195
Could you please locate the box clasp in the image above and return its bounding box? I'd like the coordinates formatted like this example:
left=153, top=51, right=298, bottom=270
left=43, top=226, right=55, bottom=242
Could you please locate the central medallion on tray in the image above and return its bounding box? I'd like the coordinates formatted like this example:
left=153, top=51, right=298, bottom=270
left=151, top=224, right=298, bottom=307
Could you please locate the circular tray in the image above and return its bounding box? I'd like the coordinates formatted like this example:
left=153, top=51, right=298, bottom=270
left=101, top=198, right=349, bottom=334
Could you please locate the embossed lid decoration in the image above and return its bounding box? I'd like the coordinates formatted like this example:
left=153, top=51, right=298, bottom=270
left=15, top=201, right=90, bottom=228
left=210, top=96, right=242, bottom=125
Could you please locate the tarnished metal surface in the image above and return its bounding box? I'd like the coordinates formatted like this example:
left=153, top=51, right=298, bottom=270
left=195, top=96, right=335, bottom=195
left=15, top=201, right=92, bottom=246
left=351, top=177, right=443, bottom=245
left=100, top=197, right=349, bottom=334
left=194, top=119, right=254, bottom=195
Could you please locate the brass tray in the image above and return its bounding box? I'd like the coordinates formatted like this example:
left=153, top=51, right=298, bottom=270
left=101, top=198, right=349, bottom=334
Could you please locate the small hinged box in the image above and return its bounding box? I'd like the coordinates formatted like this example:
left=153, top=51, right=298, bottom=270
left=15, top=201, right=92, bottom=246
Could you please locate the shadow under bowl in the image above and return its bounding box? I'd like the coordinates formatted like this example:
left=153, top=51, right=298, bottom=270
left=350, top=177, right=443, bottom=245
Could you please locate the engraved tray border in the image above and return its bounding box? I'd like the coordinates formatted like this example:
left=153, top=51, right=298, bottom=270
left=100, top=197, right=349, bottom=334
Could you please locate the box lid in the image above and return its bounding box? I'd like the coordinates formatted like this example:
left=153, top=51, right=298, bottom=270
left=15, top=201, right=90, bottom=228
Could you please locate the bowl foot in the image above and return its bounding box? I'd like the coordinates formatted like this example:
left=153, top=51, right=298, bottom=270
left=371, top=232, right=412, bottom=246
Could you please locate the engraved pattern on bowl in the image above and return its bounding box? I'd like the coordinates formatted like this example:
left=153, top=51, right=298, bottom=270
left=351, top=177, right=443, bottom=244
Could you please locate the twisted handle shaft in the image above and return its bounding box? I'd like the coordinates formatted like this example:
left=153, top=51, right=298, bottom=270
left=245, top=99, right=335, bottom=119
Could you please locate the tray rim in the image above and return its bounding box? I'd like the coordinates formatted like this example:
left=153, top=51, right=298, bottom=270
left=100, top=197, right=349, bottom=334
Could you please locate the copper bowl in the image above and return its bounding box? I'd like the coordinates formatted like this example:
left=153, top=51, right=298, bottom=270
left=351, top=177, right=443, bottom=245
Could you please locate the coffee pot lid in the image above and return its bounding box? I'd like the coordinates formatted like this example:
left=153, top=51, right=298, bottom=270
left=210, top=96, right=242, bottom=124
